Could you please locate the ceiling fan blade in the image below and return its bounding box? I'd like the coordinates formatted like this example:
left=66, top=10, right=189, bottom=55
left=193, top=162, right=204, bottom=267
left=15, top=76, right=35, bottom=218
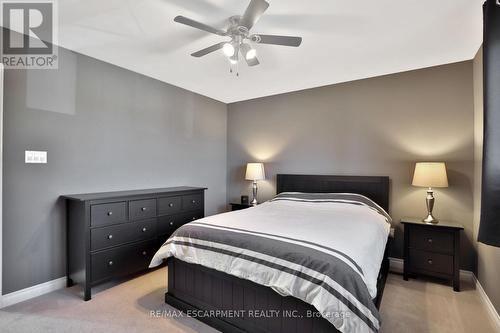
left=240, top=43, right=260, bottom=66
left=240, top=0, right=269, bottom=30
left=191, top=42, right=226, bottom=57
left=254, top=34, right=302, bottom=47
left=174, top=16, right=227, bottom=36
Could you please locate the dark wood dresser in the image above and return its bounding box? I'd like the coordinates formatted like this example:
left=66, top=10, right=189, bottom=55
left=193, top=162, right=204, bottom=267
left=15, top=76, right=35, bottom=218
left=401, top=217, right=463, bottom=291
left=63, top=186, right=206, bottom=300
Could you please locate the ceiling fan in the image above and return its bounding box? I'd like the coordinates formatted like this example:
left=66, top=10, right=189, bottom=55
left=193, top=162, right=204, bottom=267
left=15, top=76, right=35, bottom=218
left=173, top=0, right=302, bottom=69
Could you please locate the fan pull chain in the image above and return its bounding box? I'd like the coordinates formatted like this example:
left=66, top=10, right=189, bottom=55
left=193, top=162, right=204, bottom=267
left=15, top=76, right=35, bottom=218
left=228, top=61, right=240, bottom=77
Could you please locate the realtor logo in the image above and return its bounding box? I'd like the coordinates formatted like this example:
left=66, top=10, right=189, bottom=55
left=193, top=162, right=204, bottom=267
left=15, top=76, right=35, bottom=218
left=1, top=0, right=58, bottom=69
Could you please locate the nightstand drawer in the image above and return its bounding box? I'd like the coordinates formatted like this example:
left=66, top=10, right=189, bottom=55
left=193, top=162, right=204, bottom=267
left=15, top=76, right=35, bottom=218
left=409, top=249, right=453, bottom=275
left=409, top=227, right=454, bottom=254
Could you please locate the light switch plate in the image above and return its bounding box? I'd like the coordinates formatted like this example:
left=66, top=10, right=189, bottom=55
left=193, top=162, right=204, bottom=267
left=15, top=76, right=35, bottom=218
left=25, top=150, right=47, bottom=164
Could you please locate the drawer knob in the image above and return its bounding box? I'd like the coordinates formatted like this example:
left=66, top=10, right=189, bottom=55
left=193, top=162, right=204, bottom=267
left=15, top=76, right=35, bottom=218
left=169, top=221, right=174, bottom=226
left=427, top=259, right=433, bottom=265
left=142, top=251, right=147, bottom=256
left=192, top=200, right=196, bottom=204
left=107, top=234, right=113, bottom=240
left=141, top=207, right=147, bottom=211
left=108, top=260, right=114, bottom=266
left=169, top=203, right=174, bottom=207
left=428, top=238, right=433, bottom=244
left=107, top=211, right=113, bottom=216
left=142, top=227, right=147, bottom=232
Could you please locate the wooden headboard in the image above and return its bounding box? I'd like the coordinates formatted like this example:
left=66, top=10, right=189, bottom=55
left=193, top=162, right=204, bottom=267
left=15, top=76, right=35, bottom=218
left=276, top=174, right=390, bottom=212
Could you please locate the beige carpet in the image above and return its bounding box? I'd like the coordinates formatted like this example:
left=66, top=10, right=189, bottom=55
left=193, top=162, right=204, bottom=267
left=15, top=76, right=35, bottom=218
left=0, top=268, right=497, bottom=333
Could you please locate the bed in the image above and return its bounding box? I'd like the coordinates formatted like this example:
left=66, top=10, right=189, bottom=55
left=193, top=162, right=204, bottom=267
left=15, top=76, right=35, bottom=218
left=150, top=174, right=392, bottom=333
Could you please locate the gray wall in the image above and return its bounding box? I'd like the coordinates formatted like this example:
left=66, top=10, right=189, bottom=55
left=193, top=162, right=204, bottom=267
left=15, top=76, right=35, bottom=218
left=2, top=43, right=481, bottom=293
left=473, top=47, right=500, bottom=313
left=3, top=47, right=227, bottom=294
left=227, top=62, right=476, bottom=270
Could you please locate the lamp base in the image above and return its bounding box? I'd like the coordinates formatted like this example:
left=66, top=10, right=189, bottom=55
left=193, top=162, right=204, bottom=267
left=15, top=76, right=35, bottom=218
left=422, top=188, right=439, bottom=224
left=251, top=181, right=258, bottom=206
left=423, top=214, right=439, bottom=224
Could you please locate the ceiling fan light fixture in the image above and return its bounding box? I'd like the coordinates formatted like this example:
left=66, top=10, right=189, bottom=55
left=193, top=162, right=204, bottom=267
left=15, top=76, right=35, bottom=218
left=222, top=43, right=235, bottom=57
left=246, top=48, right=257, bottom=60
left=230, top=52, right=239, bottom=63
left=174, top=0, right=302, bottom=69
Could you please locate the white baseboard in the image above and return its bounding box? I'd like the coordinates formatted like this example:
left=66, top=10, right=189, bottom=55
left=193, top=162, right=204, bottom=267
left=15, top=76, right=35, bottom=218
left=474, top=274, right=500, bottom=332
left=389, top=257, right=500, bottom=331
left=0, top=276, right=66, bottom=309
left=389, top=257, right=404, bottom=273
left=388, top=257, right=474, bottom=283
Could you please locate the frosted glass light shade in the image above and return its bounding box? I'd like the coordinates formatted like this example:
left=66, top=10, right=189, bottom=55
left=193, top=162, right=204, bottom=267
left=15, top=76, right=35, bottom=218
left=245, top=163, right=265, bottom=181
left=223, top=43, right=235, bottom=57
left=412, top=162, right=449, bottom=188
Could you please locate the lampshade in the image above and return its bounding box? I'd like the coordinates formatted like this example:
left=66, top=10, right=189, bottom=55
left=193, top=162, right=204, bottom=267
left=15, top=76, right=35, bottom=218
left=412, top=162, right=449, bottom=188
left=245, top=163, right=265, bottom=181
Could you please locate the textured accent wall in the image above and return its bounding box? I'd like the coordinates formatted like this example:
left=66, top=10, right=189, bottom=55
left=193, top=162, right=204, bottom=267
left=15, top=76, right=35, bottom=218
left=227, top=62, right=476, bottom=270
left=2, top=46, right=227, bottom=294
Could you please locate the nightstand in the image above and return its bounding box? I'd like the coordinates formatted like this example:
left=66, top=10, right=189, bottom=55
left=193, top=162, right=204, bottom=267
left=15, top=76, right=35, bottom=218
left=230, top=203, right=254, bottom=211
left=401, top=217, right=464, bottom=291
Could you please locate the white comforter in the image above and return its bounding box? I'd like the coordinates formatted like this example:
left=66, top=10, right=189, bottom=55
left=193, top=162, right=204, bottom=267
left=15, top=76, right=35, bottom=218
left=151, top=194, right=391, bottom=332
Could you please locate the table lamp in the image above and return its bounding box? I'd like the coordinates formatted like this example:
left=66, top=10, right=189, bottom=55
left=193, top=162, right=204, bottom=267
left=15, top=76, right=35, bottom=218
left=245, top=163, right=265, bottom=206
left=412, top=162, right=449, bottom=224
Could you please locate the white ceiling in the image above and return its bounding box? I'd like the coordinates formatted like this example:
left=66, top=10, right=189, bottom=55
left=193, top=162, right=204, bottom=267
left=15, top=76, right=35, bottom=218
left=55, top=0, right=483, bottom=103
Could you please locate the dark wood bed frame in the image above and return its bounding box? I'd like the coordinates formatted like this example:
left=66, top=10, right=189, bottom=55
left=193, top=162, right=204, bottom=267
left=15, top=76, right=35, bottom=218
left=165, top=174, right=392, bottom=333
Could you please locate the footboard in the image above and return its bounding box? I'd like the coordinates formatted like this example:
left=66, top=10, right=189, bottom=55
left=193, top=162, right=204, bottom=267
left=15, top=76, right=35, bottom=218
left=166, top=258, right=338, bottom=333
left=165, top=234, right=391, bottom=333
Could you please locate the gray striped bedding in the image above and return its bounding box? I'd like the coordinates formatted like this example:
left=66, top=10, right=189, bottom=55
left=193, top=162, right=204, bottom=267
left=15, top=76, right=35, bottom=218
left=150, top=192, right=391, bottom=333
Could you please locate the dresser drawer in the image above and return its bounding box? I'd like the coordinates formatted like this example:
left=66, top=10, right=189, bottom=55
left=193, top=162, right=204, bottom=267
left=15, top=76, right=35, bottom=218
left=91, top=202, right=127, bottom=227
left=409, top=249, right=454, bottom=275
left=90, top=219, right=157, bottom=251
left=158, top=196, right=182, bottom=215
left=129, top=199, right=156, bottom=221
left=409, top=227, right=454, bottom=254
left=91, top=239, right=158, bottom=283
left=158, top=234, right=169, bottom=245
left=158, top=210, right=204, bottom=236
left=158, top=214, right=184, bottom=236
left=182, top=193, right=203, bottom=211
left=184, top=210, right=204, bottom=223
